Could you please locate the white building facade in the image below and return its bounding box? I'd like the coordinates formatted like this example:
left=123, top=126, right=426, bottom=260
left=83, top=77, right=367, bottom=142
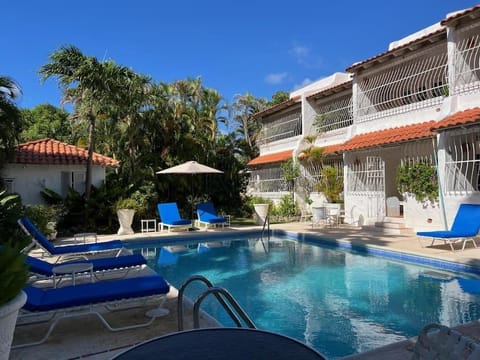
left=247, top=5, right=480, bottom=232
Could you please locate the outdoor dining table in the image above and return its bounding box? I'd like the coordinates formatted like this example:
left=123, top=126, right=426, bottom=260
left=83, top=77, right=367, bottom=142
left=113, top=327, right=327, bottom=359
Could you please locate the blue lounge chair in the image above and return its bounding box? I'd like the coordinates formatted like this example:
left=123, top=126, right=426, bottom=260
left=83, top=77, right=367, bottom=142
left=18, top=217, right=124, bottom=260
left=157, top=202, right=191, bottom=232
left=26, top=254, right=147, bottom=284
left=14, top=274, right=170, bottom=348
left=196, top=202, right=229, bottom=229
left=416, top=203, right=480, bottom=252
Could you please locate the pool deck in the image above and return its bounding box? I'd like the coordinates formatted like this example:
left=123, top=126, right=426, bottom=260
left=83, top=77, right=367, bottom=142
left=10, top=222, right=480, bottom=359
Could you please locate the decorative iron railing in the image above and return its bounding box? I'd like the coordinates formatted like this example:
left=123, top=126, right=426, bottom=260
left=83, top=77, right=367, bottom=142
left=314, top=94, right=353, bottom=133
left=258, top=109, right=302, bottom=144
left=454, top=23, right=480, bottom=94
left=356, top=42, right=448, bottom=122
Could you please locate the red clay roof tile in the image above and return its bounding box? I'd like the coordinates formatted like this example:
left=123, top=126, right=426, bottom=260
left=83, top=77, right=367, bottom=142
left=247, top=149, right=293, bottom=166
left=441, top=5, right=480, bottom=25
left=13, top=138, right=120, bottom=167
left=331, top=121, right=436, bottom=153
left=431, top=107, right=480, bottom=131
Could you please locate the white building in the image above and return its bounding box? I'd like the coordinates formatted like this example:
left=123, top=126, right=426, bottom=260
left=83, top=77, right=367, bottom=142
left=247, top=5, right=480, bottom=232
left=2, top=138, right=119, bottom=205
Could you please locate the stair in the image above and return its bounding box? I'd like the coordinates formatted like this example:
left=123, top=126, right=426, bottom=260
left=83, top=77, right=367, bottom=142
left=364, top=216, right=414, bottom=235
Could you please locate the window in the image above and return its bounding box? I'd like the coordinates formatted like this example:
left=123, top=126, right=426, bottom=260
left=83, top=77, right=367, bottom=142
left=3, top=178, right=15, bottom=193
left=444, top=130, right=480, bottom=193
left=61, top=171, right=86, bottom=196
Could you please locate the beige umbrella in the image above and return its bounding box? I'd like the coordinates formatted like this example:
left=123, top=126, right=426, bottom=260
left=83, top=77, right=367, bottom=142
left=156, top=161, right=223, bottom=219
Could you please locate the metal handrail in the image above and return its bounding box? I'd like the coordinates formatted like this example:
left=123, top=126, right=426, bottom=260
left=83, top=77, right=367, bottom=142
left=177, top=275, right=244, bottom=331
left=193, top=287, right=256, bottom=329
left=261, top=213, right=270, bottom=239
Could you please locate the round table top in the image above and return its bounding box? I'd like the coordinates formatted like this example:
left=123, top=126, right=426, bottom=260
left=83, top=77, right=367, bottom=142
left=114, top=327, right=326, bottom=360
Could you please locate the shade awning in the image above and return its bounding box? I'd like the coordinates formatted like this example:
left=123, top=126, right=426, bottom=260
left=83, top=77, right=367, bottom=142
left=247, top=150, right=293, bottom=166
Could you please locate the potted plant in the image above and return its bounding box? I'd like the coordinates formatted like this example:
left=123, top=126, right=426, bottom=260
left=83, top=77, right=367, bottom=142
left=0, top=244, right=29, bottom=360
left=114, top=198, right=138, bottom=235
left=250, top=196, right=272, bottom=225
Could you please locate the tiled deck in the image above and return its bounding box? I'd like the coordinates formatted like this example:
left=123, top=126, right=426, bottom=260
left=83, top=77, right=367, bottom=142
left=9, top=223, right=480, bottom=359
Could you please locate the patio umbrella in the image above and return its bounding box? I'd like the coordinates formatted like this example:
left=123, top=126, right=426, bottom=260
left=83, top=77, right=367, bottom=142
left=156, top=161, right=223, bottom=219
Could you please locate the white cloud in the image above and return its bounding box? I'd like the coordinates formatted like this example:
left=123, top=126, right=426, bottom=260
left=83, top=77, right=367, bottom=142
left=289, top=45, right=310, bottom=60
left=293, top=78, right=314, bottom=90
left=265, top=72, right=288, bottom=85
left=289, top=43, right=323, bottom=69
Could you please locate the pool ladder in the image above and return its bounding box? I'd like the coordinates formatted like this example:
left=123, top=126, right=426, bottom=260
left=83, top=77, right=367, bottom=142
left=177, top=275, right=256, bottom=331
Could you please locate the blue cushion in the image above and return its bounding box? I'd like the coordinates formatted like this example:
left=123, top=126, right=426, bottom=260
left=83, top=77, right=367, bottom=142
left=23, top=275, right=170, bottom=312
left=157, top=203, right=190, bottom=225
left=26, top=254, right=146, bottom=276
left=20, top=216, right=123, bottom=255
left=196, top=202, right=227, bottom=224
left=416, top=204, right=480, bottom=239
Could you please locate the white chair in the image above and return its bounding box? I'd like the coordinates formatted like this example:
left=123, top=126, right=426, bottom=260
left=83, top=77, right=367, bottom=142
left=311, top=206, right=328, bottom=228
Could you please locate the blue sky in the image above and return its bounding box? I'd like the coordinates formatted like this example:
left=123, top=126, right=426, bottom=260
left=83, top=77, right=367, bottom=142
left=3, top=1, right=480, bottom=111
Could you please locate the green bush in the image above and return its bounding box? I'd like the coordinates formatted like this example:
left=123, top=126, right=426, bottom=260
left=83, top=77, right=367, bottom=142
left=276, top=195, right=299, bottom=217
left=0, top=191, right=30, bottom=248
left=0, top=243, right=29, bottom=305
left=24, top=204, right=58, bottom=237
left=396, top=162, right=438, bottom=202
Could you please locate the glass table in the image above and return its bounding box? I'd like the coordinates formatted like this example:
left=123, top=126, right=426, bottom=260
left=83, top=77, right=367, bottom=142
left=113, top=327, right=326, bottom=360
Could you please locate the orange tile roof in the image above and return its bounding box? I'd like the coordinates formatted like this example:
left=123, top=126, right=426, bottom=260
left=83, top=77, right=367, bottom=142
left=346, top=28, right=446, bottom=72
left=331, top=121, right=436, bottom=153
left=13, top=138, right=120, bottom=167
left=247, top=149, right=293, bottom=166
left=441, top=5, right=480, bottom=25
left=431, top=107, right=480, bottom=131
left=251, top=98, right=300, bottom=118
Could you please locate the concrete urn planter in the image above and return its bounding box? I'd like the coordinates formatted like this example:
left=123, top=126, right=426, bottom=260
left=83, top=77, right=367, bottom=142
left=0, top=290, right=27, bottom=360
left=253, top=204, right=270, bottom=225
left=117, top=209, right=136, bottom=235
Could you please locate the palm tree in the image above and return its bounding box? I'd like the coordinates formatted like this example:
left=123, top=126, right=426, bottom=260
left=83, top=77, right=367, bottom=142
left=0, top=76, right=23, bottom=170
left=39, top=46, right=151, bottom=199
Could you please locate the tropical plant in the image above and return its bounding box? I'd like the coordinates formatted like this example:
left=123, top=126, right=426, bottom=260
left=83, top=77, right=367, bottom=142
left=0, top=243, right=29, bottom=306
left=396, top=161, right=439, bottom=202
left=0, top=190, right=29, bottom=247
left=20, top=104, right=72, bottom=142
left=315, top=165, right=343, bottom=203
left=0, top=76, right=23, bottom=170
left=276, top=194, right=299, bottom=217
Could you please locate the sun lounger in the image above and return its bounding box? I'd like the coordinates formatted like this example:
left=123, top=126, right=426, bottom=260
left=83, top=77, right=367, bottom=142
left=157, top=202, right=191, bottom=232
left=13, top=274, right=170, bottom=348
left=18, top=217, right=124, bottom=260
left=416, top=203, right=480, bottom=252
left=26, top=254, right=147, bottom=285
left=196, top=202, right=229, bottom=229
left=412, top=323, right=480, bottom=359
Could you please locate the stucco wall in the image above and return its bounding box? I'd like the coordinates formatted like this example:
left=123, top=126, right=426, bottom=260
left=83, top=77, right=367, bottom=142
left=2, top=164, right=107, bottom=205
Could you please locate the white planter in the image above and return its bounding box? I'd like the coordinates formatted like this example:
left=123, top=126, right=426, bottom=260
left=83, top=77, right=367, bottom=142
left=117, top=209, right=136, bottom=235
left=0, top=290, right=27, bottom=360
left=253, top=204, right=270, bottom=225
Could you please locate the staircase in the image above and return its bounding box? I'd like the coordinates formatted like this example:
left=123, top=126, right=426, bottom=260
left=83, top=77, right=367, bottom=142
left=365, top=216, right=414, bottom=235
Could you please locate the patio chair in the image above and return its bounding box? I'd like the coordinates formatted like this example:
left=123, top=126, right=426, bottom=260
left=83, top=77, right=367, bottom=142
left=13, top=274, right=170, bottom=348
left=311, top=206, right=328, bottom=228
left=157, top=202, right=192, bottom=232
left=416, top=203, right=480, bottom=252
left=412, top=323, right=480, bottom=359
left=18, top=217, right=124, bottom=260
left=196, top=201, right=229, bottom=229
left=26, top=253, right=147, bottom=285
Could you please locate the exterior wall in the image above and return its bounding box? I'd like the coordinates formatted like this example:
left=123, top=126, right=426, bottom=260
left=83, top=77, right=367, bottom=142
left=2, top=163, right=106, bottom=205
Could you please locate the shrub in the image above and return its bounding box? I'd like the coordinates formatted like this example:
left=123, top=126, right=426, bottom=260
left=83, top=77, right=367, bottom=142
left=0, top=243, right=29, bottom=305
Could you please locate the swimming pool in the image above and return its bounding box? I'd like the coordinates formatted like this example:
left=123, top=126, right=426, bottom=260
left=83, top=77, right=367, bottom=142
left=126, top=232, right=480, bottom=359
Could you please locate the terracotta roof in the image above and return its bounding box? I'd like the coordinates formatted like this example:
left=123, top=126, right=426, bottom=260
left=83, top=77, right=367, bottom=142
left=346, top=28, right=446, bottom=73
left=441, top=5, right=480, bottom=25
left=331, top=121, right=436, bottom=153
left=306, top=80, right=353, bottom=100
left=251, top=98, right=300, bottom=119
left=13, top=138, right=120, bottom=167
left=431, top=107, right=480, bottom=131
left=247, top=149, right=293, bottom=166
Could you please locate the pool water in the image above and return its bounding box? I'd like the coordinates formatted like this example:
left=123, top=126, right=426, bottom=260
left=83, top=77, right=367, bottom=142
left=128, top=236, right=480, bottom=359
